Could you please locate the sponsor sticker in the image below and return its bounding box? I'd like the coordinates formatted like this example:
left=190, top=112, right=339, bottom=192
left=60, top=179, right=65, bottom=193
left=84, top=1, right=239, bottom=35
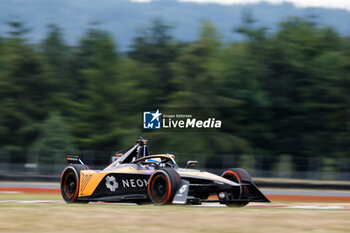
left=105, top=176, right=149, bottom=192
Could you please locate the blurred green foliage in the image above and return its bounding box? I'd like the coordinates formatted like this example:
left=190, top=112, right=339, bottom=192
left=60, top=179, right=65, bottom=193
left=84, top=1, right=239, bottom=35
left=0, top=16, right=349, bottom=170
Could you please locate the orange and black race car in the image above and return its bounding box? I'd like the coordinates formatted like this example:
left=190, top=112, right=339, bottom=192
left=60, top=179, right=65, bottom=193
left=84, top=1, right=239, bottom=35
left=60, top=137, right=269, bottom=206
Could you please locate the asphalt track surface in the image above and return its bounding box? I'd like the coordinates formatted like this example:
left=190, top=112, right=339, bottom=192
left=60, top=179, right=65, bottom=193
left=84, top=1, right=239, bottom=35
left=1, top=181, right=350, bottom=202
left=1, top=181, right=350, bottom=196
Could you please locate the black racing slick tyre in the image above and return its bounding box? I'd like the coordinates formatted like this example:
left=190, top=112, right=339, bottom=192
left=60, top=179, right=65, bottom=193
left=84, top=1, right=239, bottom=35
left=60, top=164, right=89, bottom=203
left=147, top=168, right=181, bottom=205
left=221, top=168, right=251, bottom=207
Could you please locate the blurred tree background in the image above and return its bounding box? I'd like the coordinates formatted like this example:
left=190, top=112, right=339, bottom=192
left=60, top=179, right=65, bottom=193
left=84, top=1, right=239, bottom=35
left=0, top=16, right=349, bottom=172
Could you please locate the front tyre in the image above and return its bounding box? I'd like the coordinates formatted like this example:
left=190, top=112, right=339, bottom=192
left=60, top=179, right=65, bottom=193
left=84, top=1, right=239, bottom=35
left=221, top=168, right=251, bottom=207
left=147, top=168, right=181, bottom=205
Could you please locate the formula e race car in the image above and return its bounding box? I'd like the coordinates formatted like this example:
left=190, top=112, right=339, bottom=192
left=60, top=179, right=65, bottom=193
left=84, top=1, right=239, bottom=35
left=60, top=137, right=269, bottom=206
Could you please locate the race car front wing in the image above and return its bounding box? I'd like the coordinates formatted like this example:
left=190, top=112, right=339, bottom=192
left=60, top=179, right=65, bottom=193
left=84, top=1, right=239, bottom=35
left=172, top=180, right=270, bottom=204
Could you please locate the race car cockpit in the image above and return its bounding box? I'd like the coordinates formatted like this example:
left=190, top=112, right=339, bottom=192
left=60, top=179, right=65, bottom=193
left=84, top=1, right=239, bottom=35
left=104, top=137, right=178, bottom=171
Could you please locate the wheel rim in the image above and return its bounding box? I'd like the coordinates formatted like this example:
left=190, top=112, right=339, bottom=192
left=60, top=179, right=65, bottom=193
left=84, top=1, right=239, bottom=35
left=63, top=171, right=76, bottom=198
left=223, top=173, right=242, bottom=199
left=151, top=174, right=168, bottom=203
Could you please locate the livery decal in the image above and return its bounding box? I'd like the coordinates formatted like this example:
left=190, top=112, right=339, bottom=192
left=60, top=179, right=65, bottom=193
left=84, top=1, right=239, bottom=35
left=80, top=174, right=92, bottom=195
left=105, top=176, right=119, bottom=191
left=92, top=173, right=151, bottom=197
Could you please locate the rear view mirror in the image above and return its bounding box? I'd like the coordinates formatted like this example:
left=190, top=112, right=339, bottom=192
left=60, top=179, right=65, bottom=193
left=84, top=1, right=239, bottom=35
left=186, top=160, right=198, bottom=168
left=110, top=156, right=118, bottom=163
left=110, top=153, right=122, bottom=163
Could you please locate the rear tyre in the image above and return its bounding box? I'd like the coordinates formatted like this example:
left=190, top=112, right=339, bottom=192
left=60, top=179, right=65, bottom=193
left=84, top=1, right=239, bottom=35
left=147, top=168, right=181, bottom=205
left=60, top=164, right=89, bottom=203
left=221, top=168, right=251, bottom=207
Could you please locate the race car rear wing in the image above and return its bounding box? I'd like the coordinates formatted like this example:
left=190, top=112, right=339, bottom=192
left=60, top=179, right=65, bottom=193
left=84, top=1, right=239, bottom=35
left=65, top=155, right=85, bottom=165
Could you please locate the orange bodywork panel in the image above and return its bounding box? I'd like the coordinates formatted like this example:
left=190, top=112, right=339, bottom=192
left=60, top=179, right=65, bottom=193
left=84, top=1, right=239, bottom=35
left=78, top=166, right=151, bottom=197
left=79, top=170, right=104, bottom=197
